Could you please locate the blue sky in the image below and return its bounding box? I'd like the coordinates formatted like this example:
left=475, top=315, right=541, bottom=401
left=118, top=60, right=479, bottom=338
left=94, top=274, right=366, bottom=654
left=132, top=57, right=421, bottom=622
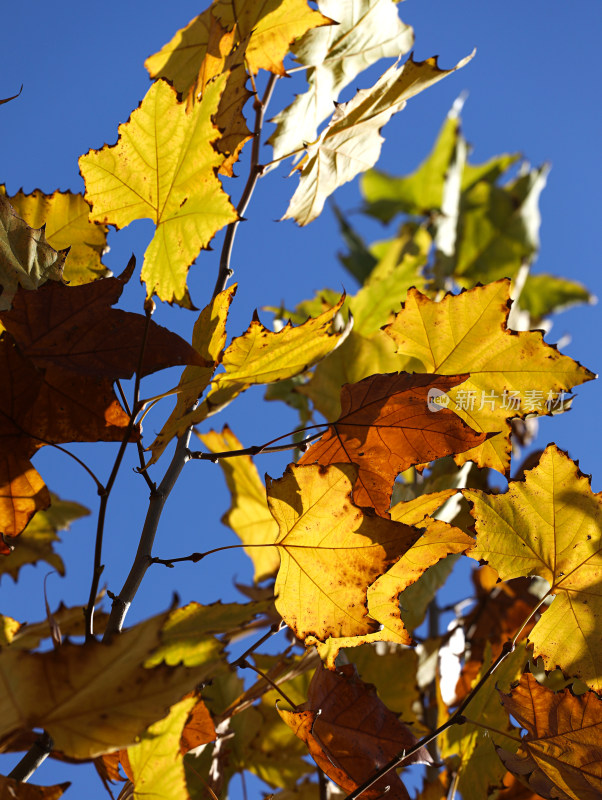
left=1, top=1, right=601, bottom=796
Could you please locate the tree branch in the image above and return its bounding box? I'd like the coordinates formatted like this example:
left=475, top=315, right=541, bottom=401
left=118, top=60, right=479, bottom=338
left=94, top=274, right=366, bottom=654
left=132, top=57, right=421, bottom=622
left=9, top=732, right=53, bottom=782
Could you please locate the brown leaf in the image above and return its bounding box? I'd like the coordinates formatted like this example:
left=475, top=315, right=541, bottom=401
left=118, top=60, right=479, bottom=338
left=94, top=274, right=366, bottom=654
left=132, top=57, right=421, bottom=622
left=0, top=776, right=69, bottom=800
left=299, top=372, right=488, bottom=515
left=497, top=674, right=602, bottom=800
left=279, top=663, right=431, bottom=799
left=180, top=697, right=216, bottom=754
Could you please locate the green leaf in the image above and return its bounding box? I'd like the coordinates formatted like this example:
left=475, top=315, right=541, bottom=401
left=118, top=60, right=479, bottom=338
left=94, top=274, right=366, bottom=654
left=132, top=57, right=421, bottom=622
left=519, top=272, right=594, bottom=321
left=269, top=0, right=414, bottom=159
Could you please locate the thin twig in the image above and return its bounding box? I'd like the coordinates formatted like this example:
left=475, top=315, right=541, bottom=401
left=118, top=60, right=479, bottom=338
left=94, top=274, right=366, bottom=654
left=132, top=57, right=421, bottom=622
left=231, top=621, right=285, bottom=668
left=9, top=732, right=53, bottom=782
left=149, top=542, right=274, bottom=568
left=237, top=658, right=298, bottom=710
left=188, top=426, right=324, bottom=461
left=212, top=74, right=277, bottom=298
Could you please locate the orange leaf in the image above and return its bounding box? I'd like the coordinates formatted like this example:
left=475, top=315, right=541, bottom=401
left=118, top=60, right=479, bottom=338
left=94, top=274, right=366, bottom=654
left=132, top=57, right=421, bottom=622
left=279, top=663, right=430, bottom=799
left=180, top=697, right=216, bottom=754
left=299, top=372, right=488, bottom=515
left=498, top=674, right=602, bottom=800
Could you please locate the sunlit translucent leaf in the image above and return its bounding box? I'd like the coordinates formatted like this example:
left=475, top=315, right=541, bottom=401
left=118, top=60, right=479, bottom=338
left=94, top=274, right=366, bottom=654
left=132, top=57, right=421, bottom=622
left=197, top=426, right=280, bottom=582
left=79, top=77, right=237, bottom=306
left=0, top=613, right=217, bottom=758
left=438, top=643, right=527, bottom=799
left=283, top=52, right=474, bottom=225
left=299, top=372, right=487, bottom=515
left=0, top=776, right=69, bottom=800
left=465, top=445, right=602, bottom=692
left=519, top=273, right=594, bottom=322
left=7, top=603, right=108, bottom=650
left=0, top=493, right=89, bottom=582
left=0, top=194, right=67, bottom=311
left=497, top=674, right=602, bottom=800
left=126, top=694, right=196, bottom=800
left=267, top=462, right=420, bottom=649
left=1, top=187, right=110, bottom=284
left=180, top=698, right=216, bottom=753
left=147, top=285, right=236, bottom=465
left=269, top=0, right=413, bottom=159
left=384, top=281, right=595, bottom=474
left=184, top=295, right=349, bottom=427
left=279, top=663, right=430, bottom=799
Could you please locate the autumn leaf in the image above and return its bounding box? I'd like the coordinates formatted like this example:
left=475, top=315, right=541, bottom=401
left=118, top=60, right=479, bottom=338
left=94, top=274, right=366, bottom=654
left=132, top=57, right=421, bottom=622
left=0, top=776, right=69, bottom=800
left=269, top=0, right=414, bottom=159
left=383, top=281, right=595, bottom=474
left=465, top=445, right=602, bottom=692
left=519, top=273, right=594, bottom=323
left=1, top=186, right=110, bottom=285
left=497, top=674, right=602, bottom=800
left=266, top=462, right=421, bottom=647
left=279, top=663, right=430, bottom=799
left=282, top=51, right=474, bottom=225
left=0, top=194, right=67, bottom=311
left=197, top=426, right=280, bottom=582
left=0, top=493, right=89, bottom=582
left=0, top=612, right=219, bottom=759
left=299, top=372, right=488, bottom=515
left=147, top=285, right=236, bottom=465
left=79, top=77, right=237, bottom=306
left=180, top=697, right=216, bottom=754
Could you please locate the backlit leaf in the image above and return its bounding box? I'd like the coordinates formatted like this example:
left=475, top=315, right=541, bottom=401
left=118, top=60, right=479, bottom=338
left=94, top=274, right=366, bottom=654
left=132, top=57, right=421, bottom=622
left=519, top=273, right=593, bottom=322
left=498, top=674, right=602, bottom=800
left=465, top=445, right=602, bottom=691
left=299, top=372, right=487, bottom=515
left=283, top=52, right=474, bottom=225
left=384, top=281, right=594, bottom=474
left=79, top=77, right=237, bottom=306
left=0, top=777, right=69, bottom=800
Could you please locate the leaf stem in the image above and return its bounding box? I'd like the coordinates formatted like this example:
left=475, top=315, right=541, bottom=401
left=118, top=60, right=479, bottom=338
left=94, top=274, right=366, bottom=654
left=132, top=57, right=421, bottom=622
left=188, top=425, right=324, bottom=461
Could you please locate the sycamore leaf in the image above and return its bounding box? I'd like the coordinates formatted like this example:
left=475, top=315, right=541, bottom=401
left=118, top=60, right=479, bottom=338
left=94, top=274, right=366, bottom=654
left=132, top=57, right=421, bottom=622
left=269, top=0, right=414, bottom=159
left=465, top=445, right=602, bottom=692
left=283, top=52, right=474, bottom=226
left=79, top=77, right=237, bottom=307
left=497, top=674, right=602, bottom=800
left=279, top=663, right=430, bottom=799
left=0, top=777, right=69, bottom=800
left=1, top=187, right=110, bottom=285
left=180, top=295, right=350, bottom=429
left=0, top=493, right=89, bottom=582
left=519, top=273, right=594, bottom=322
left=126, top=694, right=196, bottom=800
left=0, top=612, right=217, bottom=759
left=0, top=261, right=205, bottom=379
left=266, top=462, right=421, bottom=646
left=438, top=643, right=528, bottom=799
left=0, top=194, right=67, bottom=311
left=147, top=285, right=236, bottom=465
left=299, top=372, right=488, bottom=515
left=7, top=602, right=108, bottom=650
left=180, top=698, right=216, bottom=753
left=197, top=426, right=280, bottom=582
left=384, top=281, right=595, bottom=475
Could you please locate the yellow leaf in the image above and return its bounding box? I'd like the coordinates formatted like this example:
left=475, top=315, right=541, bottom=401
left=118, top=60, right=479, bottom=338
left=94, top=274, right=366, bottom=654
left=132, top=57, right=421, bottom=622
left=384, top=281, right=594, bottom=474
left=465, top=445, right=602, bottom=692
left=147, top=285, right=236, bottom=465
left=79, top=77, right=237, bottom=307
left=0, top=612, right=213, bottom=758
left=0, top=194, right=67, bottom=311
left=2, top=187, right=110, bottom=285
left=197, top=426, right=280, bottom=582
left=266, top=463, right=420, bottom=650
left=126, top=695, right=196, bottom=800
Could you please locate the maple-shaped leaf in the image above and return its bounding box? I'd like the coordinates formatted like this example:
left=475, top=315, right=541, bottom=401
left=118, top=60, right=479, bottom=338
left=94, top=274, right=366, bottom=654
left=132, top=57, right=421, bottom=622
left=177, top=295, right=350, bottom=430
left=1, top=186, right=110, bottom=285
left=269, top=0, right=414, bottom=160
left=147, top=285, right=236, bottom=466
left=465, top=445, right=602, bottom=692
left=384, top=281, right=595, bottom=475
left=266, top=462, right=421, bottom=646
left=79, top=77, right=237, bottom=307
left=497, top=674, right=602, bottom=800
left=0, top=776, right=69, bottom=800
left=0, top=612, right=218, bottom=759
left=0, top=194, right=67, bottom=311
left=282, top=51, right=474, bottom=226
left=124, top=694, right=197, bottom=800
left=0, top=261, right=206, bottom=379
left=299, top=372, right=487, bottom=516
left=0, top=493, right=89, bottom=582
left=197, top=426, right=280, bottom=582
left=279, top=663, right=431, bottom=799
